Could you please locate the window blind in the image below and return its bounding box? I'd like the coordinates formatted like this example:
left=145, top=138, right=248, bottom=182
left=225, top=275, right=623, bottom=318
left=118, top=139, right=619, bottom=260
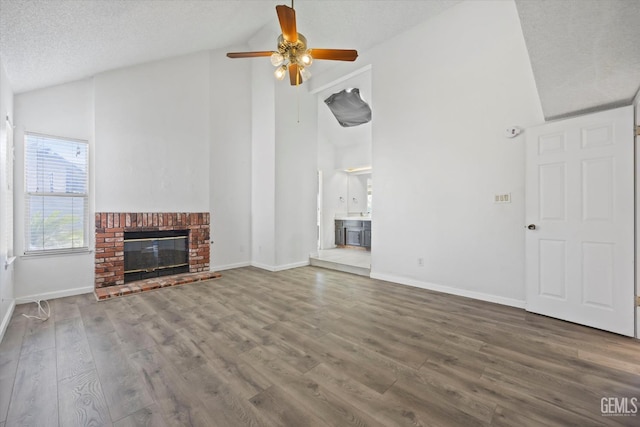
left=24, top=133, right=88, bottom=253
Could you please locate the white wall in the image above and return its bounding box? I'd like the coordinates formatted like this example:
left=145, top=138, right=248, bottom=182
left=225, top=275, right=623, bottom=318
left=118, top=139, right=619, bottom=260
left=250, top=58, right=277, bottom=269
left=274, top=79, right=318, bottom=268
left=0, top=57, right=15, bottom=340
left=369, top=0, right=544, bottom=305
left=13, top=79, right=95, bottom=300
left=209, top=47, right=252, bottom=271
left=246, top=17, right=318, bottom=271
left=347, top=173, right=369, bottom=214
left=12, top=52, right=214, bottom=299
left=335, top=143, right=372, bottom=172
left=94, top=52, right=210, bottom=213
left=312, top=0, right=544, bottom=306
left=249, top=53, right=318, bottom=270
left=318, top=143, right=347, bottom=248
left=317, top=108, right=343, bottom=249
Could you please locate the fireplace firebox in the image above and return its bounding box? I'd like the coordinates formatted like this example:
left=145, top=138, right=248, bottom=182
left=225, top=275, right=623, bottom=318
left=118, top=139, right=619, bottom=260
left=124, top=230, right=189, bottom=283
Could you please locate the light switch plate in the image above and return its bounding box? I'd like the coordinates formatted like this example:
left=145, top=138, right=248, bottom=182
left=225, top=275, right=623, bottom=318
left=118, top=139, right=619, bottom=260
left=494, top=193, right=511, bottom=204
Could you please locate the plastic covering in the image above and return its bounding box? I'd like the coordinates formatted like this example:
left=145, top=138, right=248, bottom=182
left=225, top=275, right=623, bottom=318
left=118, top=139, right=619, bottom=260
left=324, top=88, right=372, bottom=127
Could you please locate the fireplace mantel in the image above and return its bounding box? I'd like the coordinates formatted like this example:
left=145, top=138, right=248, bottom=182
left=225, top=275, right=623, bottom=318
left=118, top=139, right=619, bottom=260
left=95, top=212, right=210, bottom=288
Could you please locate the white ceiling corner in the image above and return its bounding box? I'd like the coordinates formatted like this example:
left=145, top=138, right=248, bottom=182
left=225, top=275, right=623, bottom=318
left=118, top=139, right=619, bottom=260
left=515, top=0, right=640, bottom=120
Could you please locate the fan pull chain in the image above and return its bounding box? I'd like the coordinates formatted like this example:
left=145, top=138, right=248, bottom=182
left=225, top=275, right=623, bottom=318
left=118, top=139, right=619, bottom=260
left=297, top=83, right=300, bottom=123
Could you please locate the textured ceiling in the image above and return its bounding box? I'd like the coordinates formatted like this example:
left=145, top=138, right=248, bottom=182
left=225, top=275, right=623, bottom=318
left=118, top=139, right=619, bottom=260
left=0, top=0, right=461, bottom=93
left=515, top=0, right=640, bottom=120
left=0, top=0, right=638, bottom=120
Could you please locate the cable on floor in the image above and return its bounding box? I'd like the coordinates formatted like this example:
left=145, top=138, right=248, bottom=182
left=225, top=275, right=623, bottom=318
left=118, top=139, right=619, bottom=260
left=15, top=298, right=51, bottom=321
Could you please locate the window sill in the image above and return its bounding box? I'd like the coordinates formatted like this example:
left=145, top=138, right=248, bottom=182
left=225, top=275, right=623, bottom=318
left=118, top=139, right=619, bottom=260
left=22, top=248, right=93, bottom=259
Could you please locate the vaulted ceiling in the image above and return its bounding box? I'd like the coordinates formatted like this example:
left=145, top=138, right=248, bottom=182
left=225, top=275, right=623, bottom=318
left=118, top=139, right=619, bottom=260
left=515, top=0, right=640, bottom=120
left=1, top=0, right=638, bottom=120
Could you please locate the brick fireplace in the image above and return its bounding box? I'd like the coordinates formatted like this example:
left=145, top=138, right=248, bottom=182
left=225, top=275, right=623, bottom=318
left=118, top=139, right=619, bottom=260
left=95, top=212, right=210, bottom=288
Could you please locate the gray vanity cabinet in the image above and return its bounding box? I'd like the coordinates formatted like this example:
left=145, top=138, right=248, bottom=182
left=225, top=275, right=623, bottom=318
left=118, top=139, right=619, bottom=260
left=346, top=228, right=362, bottom=246
left=335, top=220, right=345, bottom=246
left=335, top=219, right=371, bottom=248
left=363, top=229, right=371, bottom=248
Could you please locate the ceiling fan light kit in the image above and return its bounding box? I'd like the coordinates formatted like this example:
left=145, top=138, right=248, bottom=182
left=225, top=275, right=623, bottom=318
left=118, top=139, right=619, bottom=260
left=226, top=2, right=358, bottom=86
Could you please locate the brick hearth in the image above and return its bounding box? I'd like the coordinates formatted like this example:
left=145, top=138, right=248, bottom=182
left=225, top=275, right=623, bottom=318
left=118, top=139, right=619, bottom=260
left=94, top=270, right=222, bottom=300
left=95, top=212, right=210, bottom=288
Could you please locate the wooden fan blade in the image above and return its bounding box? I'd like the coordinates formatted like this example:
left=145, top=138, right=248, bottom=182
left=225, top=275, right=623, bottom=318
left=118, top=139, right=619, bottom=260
left=289, top=63, right=302, bottom=86
left=226, top=51, right=274, bottom=58
left=309, top=49, right=358, bottom=61
left=276, top=5, right=298, bottom=43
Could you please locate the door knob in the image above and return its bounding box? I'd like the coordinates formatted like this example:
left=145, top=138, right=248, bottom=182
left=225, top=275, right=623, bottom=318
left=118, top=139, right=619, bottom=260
left=527, top=224, right=536, bottom=230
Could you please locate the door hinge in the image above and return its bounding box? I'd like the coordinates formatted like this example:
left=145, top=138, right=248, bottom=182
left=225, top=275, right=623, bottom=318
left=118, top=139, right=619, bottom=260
left=636, top=126, right=640, bottom=137
left=637, top=296, right=640, bottom=307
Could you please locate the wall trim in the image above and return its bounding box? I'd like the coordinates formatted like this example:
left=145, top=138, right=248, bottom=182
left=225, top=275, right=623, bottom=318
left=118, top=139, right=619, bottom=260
left=251, top=260, right=310, bottom=272
left=273, top=260, right=310, bottom=272
left=212, top=261, right=251, bottom=271
left=370, top=271, right=526, bottom=309
left=250, top=261, right=276, bottom=272
left=0, top=300, right=16, bottom=344
left=15, top=286, right=95, bottom=304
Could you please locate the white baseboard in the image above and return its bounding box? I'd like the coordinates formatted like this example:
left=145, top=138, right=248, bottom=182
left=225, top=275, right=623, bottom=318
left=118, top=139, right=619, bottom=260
left=0, top=300, right=16, bottom=344
left=251, top=260, right=310, bottom=272
left=212, top=261, right=251, bottom=271
left=15, top=286, right=95, bottom=304
left=370, top=271, right=525, bottom=309
left=250, top=261, right=276, bottom=272
left=273, top=260, right=310, bottom=272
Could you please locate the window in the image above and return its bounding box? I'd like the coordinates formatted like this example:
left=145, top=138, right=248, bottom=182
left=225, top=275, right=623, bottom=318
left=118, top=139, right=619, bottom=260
left=25, top=133, right=88, bottom=253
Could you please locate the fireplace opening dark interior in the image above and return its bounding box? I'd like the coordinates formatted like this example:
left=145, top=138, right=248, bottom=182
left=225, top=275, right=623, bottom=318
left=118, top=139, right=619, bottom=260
left=124, top=229, right=189, bottom=283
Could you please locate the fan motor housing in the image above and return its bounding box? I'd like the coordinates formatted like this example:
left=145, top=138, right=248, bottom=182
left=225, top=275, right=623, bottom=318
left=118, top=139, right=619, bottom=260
left=278, top=33, right=308, bottom=63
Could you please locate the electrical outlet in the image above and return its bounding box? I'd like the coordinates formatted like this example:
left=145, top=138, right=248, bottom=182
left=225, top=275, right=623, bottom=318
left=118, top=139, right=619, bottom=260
left=418, top=258, right=424, bottom=267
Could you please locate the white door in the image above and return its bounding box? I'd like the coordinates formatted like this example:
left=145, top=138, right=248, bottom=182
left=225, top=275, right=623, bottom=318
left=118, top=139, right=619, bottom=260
left=525, top=106, right=635, bottom=336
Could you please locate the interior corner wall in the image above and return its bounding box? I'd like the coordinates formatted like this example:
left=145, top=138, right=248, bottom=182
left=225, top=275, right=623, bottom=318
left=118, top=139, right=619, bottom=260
left=274, top=82, right=318, bottom=268
left=209, top=48, right=252, bottom=270
left=0, top=56, right=15, bottom=339
left=251, top=58, right=276, bottom=269
left=367, top=0, right=544, bottom=305
left=94, top=52, right=210, bottom=213
left=13, top=79, right=95, bottom=300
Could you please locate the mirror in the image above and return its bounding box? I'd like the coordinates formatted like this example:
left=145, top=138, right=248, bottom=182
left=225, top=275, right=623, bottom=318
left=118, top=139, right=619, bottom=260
left=347, top=172, right=371, bottom=215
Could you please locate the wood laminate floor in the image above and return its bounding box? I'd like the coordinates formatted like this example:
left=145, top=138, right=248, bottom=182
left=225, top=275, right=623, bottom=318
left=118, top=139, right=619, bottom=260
left=1, top=266, right=639, bottom=426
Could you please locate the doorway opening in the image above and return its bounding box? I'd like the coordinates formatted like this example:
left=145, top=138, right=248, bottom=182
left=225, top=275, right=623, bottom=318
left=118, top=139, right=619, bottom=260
left=310, top=65, right=373, bottom=276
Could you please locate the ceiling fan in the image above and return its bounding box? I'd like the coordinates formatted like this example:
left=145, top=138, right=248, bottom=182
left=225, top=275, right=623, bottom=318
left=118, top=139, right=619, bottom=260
left=226, top=1, right=358, bottom=86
